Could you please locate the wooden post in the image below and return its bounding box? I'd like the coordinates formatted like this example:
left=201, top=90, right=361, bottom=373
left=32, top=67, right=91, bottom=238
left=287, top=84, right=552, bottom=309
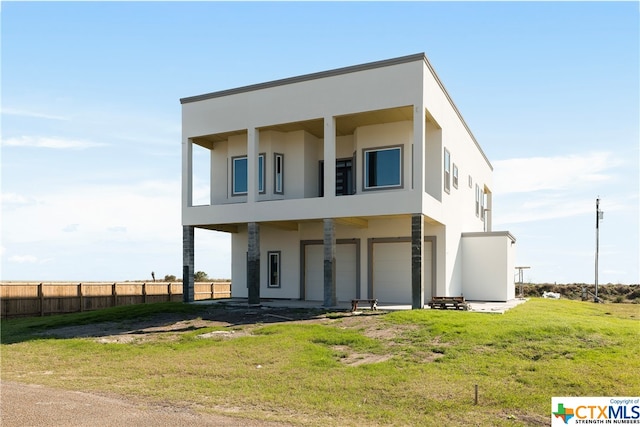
left=39, top=283, right=44, bottom=317
left=168, top=283, right=172, bottom=302
left=142, top=282, right=147, bottom=304
left=211, top=282, right=215, bottom=299
left=112, top=283, right=118, bottom=308
left=78, top=283, right=84, bottom=312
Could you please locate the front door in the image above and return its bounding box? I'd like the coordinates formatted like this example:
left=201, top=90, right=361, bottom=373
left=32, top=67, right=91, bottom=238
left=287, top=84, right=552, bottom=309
left=319, top=158, right=354, bottom=196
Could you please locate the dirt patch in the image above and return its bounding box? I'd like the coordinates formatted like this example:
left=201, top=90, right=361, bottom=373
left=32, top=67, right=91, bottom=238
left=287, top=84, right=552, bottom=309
left=37, top=304, right=337, bottom=344
left=331, top=345, right=393, bottom=366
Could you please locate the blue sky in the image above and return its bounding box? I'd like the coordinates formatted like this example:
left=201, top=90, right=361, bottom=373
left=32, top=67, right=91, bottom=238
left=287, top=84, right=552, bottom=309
left=1, top=1, right=638, bottom=284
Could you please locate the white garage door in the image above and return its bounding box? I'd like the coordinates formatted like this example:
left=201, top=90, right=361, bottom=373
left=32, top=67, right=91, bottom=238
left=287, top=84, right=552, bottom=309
left=305, top=244, right=357, bottom=302
left=372, top=240, right=434, bottom=305
left=373, top=242, right=411, bottom=304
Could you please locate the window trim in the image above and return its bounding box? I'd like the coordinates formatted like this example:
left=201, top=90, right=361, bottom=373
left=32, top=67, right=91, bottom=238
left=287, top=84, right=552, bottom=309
left=267, top=251, right=281, bottom=288
left=274, top=153, right=284, bottom=195
left=231, top=154, right=265, bottom=196
left=362, top=145, right=403, bottom=191
left=444, top=148, right=451, bottom=194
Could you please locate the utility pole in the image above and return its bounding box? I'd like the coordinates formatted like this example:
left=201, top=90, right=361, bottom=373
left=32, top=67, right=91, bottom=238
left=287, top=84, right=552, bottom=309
left=594, top=197, right=603, bottom=303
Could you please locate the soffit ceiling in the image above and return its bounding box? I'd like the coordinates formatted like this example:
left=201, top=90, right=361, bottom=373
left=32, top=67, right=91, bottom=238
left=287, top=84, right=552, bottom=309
left=192, top=105, right=414, bottom=147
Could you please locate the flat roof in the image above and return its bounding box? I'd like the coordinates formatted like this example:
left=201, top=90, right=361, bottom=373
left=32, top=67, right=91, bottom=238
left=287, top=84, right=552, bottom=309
left=180, top=53, right=492, bottom=170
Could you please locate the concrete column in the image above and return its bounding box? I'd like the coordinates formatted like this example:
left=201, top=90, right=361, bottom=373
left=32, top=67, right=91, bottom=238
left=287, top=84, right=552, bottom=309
left=247, top=222, right=261, bottom=305
left=182, top=225, right=195, bottom=303
left=182, top=138, right=193, bottom=207
left=323, top=218, right=337, bottom=307
left=323, top=116, right=336, bottom=198
left=247, top=128, right=259, bottom=203
left=411, top=214, right=424, bottom=309
left=413, top=105, right=426, bottom=195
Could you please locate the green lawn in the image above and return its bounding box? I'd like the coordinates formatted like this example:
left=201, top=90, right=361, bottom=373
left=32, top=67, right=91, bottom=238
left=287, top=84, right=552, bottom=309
left=1, top=299, right=638, bottom=426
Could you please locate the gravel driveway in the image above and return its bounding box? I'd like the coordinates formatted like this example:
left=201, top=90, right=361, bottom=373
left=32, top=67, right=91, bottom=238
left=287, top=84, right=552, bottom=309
left=1, top=381, right=291, bottom=427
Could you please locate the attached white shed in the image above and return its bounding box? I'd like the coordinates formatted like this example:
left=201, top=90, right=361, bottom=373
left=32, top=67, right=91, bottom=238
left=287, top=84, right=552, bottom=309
left=461, top=232, right=516, bottom=302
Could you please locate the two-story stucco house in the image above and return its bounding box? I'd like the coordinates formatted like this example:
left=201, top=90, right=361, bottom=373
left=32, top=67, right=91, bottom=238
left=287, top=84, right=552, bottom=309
left=180, top=53, right=516, bottom=308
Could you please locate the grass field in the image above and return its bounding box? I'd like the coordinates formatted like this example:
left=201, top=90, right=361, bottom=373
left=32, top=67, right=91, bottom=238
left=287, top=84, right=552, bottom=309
left=1, top=299, right=638, bottom=426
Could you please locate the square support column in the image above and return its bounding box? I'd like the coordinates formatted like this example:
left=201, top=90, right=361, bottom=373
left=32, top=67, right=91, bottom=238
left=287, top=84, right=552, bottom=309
left=247, top=222, right=261, bottom=305
left=247, top=128, right=260, bottom=203
left=323, top=116, right=336, bottom=199
left=411, top=214, right=424, bottom=309
left=323, top=218, right=337, bottom=307
left=182, top=225, right=195, bottom=303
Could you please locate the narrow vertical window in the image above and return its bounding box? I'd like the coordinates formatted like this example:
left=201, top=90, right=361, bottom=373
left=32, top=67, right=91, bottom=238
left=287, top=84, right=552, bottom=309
left=274, top=153, right=284, bottom=194
left=268, top=251, right=281, bottom=288
left=452, top=164, right=459, bottom=189
left=444, top=148, right=451, bottom=194
left=480, top=188, right=486, bottom=221
left=475, top=184, right=480, bottom=217
left=258, top=154, right=265, bottom=194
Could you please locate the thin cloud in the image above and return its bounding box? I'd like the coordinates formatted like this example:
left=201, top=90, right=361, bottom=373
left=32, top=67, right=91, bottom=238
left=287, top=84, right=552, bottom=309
left=8, top=255, right=38, bottom=264
left=2, top=136, right=107, bottom=149
left=1, top=107, right=69, bottom=121
left=493, top=152, right=619, bottom=195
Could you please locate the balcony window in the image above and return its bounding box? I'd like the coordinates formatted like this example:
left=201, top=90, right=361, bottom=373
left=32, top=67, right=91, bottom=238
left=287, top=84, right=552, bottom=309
left=274, top=153, right=284, bottom=195
left=363, top=146, right=402, bottom=190
left=232, top=154, right=264, bottom=196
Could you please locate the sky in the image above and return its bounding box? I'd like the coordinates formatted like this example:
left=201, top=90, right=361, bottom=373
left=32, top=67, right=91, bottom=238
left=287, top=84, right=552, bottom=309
left=1, top=1, right=638, bottom=284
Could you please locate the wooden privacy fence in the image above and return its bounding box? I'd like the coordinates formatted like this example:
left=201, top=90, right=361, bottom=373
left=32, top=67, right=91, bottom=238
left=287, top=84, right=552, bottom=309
left=0, top=282, right=231, bottom=319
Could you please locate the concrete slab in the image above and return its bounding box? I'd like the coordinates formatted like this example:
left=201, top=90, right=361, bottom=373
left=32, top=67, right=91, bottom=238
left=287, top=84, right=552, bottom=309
left=192, top=297, right=529, bottom=314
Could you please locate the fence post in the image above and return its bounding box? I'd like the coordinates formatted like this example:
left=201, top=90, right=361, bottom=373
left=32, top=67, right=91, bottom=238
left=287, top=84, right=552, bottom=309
left=168, top=283, right=172, bottom=302
left=142, top=282, right=147, bottom=304
left=112, top=283, right=118, bottom=308
left=211, top=282, right=215, bottom=300
left=78, top=283, right=84, bottom=312
left=39, top=283, right=44, bottom=317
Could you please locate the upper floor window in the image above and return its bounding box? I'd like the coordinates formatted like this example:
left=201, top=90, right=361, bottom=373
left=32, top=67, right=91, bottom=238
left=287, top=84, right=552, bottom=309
left=452, top=163, right=459, bottom=189
left=363, top=146, right=402, bottom=190
left=232, top=154, right=265, bottom=196
left=274, top=153, right=284, bottom=195
left=444, top=148, right=451, bottom=194
left=475, top=184, right=481, bottom=217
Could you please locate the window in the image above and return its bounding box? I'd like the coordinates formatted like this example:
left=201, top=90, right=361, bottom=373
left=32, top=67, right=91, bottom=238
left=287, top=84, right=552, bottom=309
left=444, top=148, right=451, bottom=194
left=363, top=146, right=402, bottom=190
left=453, top=164, right=459, bottom=189
left=475, top=184, right=480, bottom=217
left=232, top=154, right=265, bottom=196
left=468, top=175, right=473, bottom=189
left=274, top=153, right=284, bottom=194
left=267, top=251, right=281, bottom=288
left=480, top=188, right=485, bottom=221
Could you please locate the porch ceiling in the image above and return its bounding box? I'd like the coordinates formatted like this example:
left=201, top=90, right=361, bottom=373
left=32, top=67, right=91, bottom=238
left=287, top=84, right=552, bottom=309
left=190, top=105, right=414, bottom=146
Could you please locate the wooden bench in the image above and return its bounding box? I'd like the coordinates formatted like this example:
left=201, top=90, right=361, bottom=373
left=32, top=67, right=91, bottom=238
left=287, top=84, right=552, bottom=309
left=351, top=299, right=378, bottom=312
left=427, top=296, right=469, bottom=311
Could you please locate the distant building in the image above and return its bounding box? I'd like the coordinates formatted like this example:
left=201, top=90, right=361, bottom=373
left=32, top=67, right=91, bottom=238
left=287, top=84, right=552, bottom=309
left=180, top=53, right=516, bottom=307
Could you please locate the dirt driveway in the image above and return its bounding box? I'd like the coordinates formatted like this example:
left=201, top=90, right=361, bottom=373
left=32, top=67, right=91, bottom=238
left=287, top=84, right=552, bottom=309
left=1, top=381, right=292, bottom=427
